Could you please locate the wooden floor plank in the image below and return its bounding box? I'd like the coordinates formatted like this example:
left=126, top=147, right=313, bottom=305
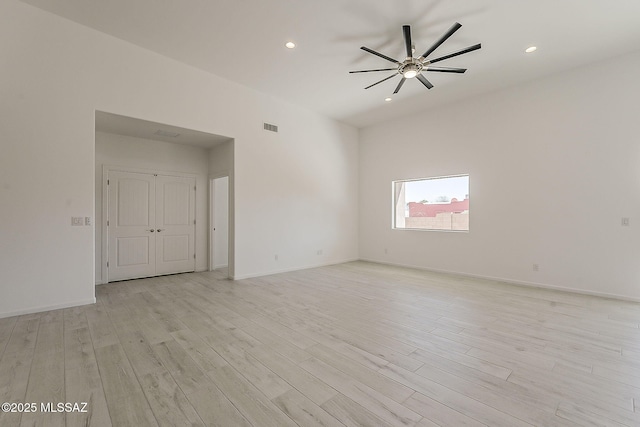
left=300, top=357, right=422, bottom=427
left=320, top=392, right=396, bottom=427
left=411, top=346, right=513, bottom=380
left=0, top=317, right=40, bottom=427
left=138, top=371, right=205, bottom=427
left=94, top=343, right=159, bottom=427
left=63, top=306, right=89, bottom=332
left=272, top=388, right=347, bottom=427
left=169, top=328, right=229, bottom=372
left=306, top=343, right=415, bottom=403
left=300, top=323, right=424, bottom=372
left=85, top=303, right=120, bottom=349
left=151, top=339, right=211, bottom=395
left=241, top=322, right=313, bottom=363
left=207, top=338, right=293, bottom=400
left=403, top=391, right=488, bottom=427
left=378, top=358, right=536, bottom=426
left=206, top=364, right=299, bottom=427
left=247, top=344, right=338, bottom=405
left=21, top=311, right=65, bottom=427
left=64, top=326, right=112, bottom=427
left=185, top=383, right=252, bottom=427
left=0, top=316, right=17, bottom=359
left=556, top=400, right=640, bottom=426
left=555, top=401, right=627, bottom=427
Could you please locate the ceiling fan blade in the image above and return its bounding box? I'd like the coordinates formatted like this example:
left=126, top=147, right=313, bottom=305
left=425, top=43, right=481, bottom=65
left=349, top=68, right=398, bottom=74
left=402, top=25, right=413, bottom=58
left=364, top=73, right=398, bottom=90
left=425, top=66, right=467, bottom=73
left=420, top=22, right=462, bottom=59
left=416, top=74, right=434, bottom=89
left=360, top=46, right=400, bottom=64
left=393, top=77, right=406, bottom=94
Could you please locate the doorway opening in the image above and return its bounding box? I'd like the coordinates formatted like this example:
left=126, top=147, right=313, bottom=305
left=210, top=176, right=229, bottom=273
left=95, top=111, right=234, bottom=283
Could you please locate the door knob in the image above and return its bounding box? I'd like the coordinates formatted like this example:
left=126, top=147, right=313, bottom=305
left=157, top=229, right=165, bottom=232
left=148, top=229, right=155, bottom=232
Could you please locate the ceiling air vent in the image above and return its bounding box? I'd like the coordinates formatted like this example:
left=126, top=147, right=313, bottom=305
left=263, top=123, right=278, bottom=133
left=154, top=129, right=180, bottom=138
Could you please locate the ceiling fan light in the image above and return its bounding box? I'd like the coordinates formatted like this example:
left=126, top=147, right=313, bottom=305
left=403, top=69, right=418, bottom=79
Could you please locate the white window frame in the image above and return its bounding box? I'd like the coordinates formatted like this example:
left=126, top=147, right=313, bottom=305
left=392, top=174, right=469, bottom=232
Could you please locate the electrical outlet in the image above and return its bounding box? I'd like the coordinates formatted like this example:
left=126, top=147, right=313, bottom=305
left=85, top=216, right=92, bottom=226
left=384, top=248, right=388, bottom=254
left=533, top=263, right=539, bottom=272
left=622, top=217, right=630, bottom=226
left=71, top=217, right=83, bottom=226
left=317, top=249, right=323, bottom=255
left=274, top=254, right=278, bottom=261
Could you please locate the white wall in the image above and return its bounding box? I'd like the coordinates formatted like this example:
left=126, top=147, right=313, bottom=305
left=209, top=140, right=234, bottom=179
left=0, top=1, right=359, bottom=317
left=232, top=107, right=360, bottom=278
left=359, top=50, right=640, bottom=300
left=95, top=131, right=212, bottom=283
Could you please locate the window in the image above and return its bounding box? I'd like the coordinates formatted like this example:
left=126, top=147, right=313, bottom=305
left=393, top=174, right=469, bottom=231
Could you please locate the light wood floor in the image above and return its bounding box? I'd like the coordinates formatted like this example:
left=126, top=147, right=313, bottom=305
left=2, top=262, right=640, bottom=426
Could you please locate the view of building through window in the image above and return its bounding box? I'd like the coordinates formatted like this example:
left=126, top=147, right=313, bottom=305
left=393, top=175, right=469, bottom=231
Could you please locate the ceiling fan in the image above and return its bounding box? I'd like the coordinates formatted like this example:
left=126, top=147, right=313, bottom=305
left=350, top=23, right=481, bottom=94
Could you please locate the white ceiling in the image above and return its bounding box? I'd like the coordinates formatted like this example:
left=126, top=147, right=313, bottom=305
left=21, top=0, right=640, bottom=128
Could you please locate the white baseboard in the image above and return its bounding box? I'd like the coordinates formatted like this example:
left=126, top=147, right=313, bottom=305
left=0, top=297, right=97, bottom=319
left=358, top=258, right=640, bottom=303
left=232, top=258, right=359, bottom=280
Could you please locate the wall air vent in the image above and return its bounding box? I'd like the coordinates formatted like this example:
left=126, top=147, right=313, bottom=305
left=154, top=129, right=181, bottom=138
left=263, top=123, right=278, bottom=133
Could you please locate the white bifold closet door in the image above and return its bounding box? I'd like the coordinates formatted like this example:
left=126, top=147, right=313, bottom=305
left=108, top=171, right=195, bottom=282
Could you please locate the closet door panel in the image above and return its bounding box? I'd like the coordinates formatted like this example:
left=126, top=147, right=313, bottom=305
left=107, top=171, right=156, bottom=281
left=155, top=175, right=196, bottom=275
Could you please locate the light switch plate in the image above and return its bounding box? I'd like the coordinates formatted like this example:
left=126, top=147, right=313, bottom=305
left=71, top=217, right=84, bottom=226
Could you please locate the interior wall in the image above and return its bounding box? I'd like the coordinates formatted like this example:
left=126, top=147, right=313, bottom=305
left=0, top=0, right=359, bottom=317
left=232, top=105, right=359, bottom=279
left=95, top=131, right=211, bottom=283
left=359, top=50, right=640, bottom=300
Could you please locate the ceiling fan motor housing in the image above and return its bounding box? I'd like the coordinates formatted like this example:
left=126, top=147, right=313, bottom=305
left=398, top=59, right=423, bottom=78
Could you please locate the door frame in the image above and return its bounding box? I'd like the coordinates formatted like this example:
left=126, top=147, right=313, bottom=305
left=101, top=165, right=197, bottom=284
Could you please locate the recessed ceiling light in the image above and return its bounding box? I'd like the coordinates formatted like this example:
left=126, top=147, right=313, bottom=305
left=525, top=46, right=537, bottom=53
left=384, top=97, right=392, bottom=102
left=285, top=41, right=296, bottom=49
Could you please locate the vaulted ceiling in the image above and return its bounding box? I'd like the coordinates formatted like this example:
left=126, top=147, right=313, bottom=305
left=20, top=0, right=640, bottom=128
